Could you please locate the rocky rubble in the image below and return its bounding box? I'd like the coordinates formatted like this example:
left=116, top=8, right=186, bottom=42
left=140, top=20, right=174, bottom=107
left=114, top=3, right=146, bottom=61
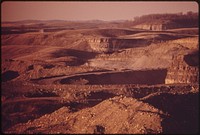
left=5, top=96, right=163, bottom=134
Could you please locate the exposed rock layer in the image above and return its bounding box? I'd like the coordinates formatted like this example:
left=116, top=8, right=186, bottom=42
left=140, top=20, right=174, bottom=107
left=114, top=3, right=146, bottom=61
left=165, top=50, right=199, bottom=84
left=87, top=37, right=150, bottom=52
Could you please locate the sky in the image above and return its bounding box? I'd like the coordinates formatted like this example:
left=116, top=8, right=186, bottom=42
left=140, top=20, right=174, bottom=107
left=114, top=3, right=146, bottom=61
left=1, top=1, right=198, bottom=22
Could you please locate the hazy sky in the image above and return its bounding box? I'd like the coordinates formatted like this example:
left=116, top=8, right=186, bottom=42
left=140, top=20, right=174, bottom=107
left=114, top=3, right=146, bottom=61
left=1, top=1, right=198, bottom=22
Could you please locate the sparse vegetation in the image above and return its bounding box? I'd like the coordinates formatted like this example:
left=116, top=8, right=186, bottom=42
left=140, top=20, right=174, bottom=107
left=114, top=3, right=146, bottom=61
left=133, top=12, right=198, bottom=27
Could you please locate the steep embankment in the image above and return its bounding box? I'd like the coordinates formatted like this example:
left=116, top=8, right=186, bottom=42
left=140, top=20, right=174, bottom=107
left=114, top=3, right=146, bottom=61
left=88, top=36, right=198, bottom=70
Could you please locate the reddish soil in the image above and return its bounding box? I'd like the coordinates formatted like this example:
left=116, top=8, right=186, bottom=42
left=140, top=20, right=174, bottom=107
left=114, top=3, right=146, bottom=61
left=1, top=22, right=199, bottom=134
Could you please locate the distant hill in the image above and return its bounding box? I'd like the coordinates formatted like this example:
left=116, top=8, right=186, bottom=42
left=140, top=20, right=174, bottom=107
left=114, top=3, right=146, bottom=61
left=1, top=12, right=198, bottom=33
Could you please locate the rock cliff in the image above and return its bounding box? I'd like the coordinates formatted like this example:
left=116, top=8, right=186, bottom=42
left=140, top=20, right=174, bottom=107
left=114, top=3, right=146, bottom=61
left=134, top=23, right=180, bottom=31
left=165, top=50, right=199, bottom=84
left=87, top=37, right=149, bottom=53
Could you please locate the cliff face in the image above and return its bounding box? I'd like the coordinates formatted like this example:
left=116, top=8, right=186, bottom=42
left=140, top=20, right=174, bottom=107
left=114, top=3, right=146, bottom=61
left=132, top=12, right=198, bottom=31
left=87, top=37, right=149, bottom=53
left=134, top=23, right=180, bottom=31
left=134, top=24, right=164, bottom=31
left=165, top=50, right=199, bottom=84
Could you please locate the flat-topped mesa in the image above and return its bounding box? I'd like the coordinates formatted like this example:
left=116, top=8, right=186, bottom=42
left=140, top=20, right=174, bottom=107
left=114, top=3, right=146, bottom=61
left=165, top=50, right=199, bottom=84
left=87, top=37, right=149, bottom=53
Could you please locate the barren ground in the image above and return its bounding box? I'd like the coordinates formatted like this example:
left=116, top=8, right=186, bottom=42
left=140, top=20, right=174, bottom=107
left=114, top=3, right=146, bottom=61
left=1, top=23, right=199, bottom=134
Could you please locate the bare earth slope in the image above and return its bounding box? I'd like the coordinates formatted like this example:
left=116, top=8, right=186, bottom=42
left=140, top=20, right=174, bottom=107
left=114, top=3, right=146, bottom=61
left=6, top=96, right=163, bottom=134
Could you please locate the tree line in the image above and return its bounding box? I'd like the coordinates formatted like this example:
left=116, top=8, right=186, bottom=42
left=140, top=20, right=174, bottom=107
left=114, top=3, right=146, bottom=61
left=132, top=12, right=198, bottom=27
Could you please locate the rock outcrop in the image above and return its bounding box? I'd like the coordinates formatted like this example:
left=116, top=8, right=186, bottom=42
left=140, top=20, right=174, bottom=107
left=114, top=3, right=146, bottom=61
left=165, top=50, right=199, bottom=84
left=134, top=23, right=180, bottom=31
left=87, top=37, right=149, bottom=53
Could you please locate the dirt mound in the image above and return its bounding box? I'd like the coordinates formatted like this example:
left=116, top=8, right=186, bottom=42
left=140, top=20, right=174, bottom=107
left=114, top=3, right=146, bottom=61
left=5, top=96, right=163, bottom=134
